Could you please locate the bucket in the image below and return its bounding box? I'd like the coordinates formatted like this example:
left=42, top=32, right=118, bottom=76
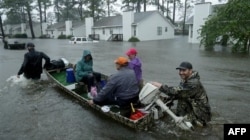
left=66, top=68, right=76, bottom=83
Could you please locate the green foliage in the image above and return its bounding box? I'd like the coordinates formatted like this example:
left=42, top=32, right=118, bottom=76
left=67, top=35, right=74, bottom=39
left=13, top=34, right=28, bottom=38
left=128, top=36, right=140, bottom=42
left=199, top=0, right=250, bottom=53
left=57, top=34, right=67, bottom=39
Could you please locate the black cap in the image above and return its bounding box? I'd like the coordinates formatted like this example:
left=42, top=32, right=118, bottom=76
left=27, top=42, right=35, bottom=47
left=176, top=61, right=193, bottom=70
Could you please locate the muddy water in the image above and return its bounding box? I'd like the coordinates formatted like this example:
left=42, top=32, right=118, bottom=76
left=0, top=37, right=249, bottom=140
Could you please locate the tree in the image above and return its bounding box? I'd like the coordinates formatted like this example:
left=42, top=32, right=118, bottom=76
left=85, top=0, right=105, bottom=20
left=199, top=0, right=250, bottom=53
left=0, top=0, right=6, bottom=44
left=25, top=0, right=36, bottom=38
left=38, top=0, right=43, bottom=35
left=3, top=0, right=35, bottom=38
left=106, top=0, right=117, bottom=16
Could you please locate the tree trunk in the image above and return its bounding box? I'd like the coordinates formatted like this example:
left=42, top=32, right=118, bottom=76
left=38, top=0, right=43, bottom=35
left=173, top=0, right=176, bottom=24
left=0, top=16, right=5, bottom=42
left=182, top=0, right=187, bottom=35
left=0, top=15, right=8, bottom=49
left=167, top=1, right=169, bottom=17
left=143, top=0, right=146, bottom=12
left=157, top=0, right=160, bottom=11
left=107, top=0, right=110, bottom=16
left=27, top=5, right=35, bottom=38
left=136, top=0, right=141, bottom=12
left=43, top=2, right=47, bottom=22
left=162, top=0, right=164, bottom=15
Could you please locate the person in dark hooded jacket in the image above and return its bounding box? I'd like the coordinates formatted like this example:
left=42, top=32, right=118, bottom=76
left=17, top=42, right=50, bottom=80
left=75, top=50, right=101, bottom=94
left=151, top=61, right=211, bottom=127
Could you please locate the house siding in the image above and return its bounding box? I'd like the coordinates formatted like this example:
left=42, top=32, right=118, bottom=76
left=72, top=25, right=86, bottom=37
left=188, top=2, right=212, bottom=43
left=93, top=27, right=122, bottom=40
left=137, top=13, right=175, bottom=41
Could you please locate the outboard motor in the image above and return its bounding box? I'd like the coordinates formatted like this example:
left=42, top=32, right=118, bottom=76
left=139, top=83, right=193, bottom=131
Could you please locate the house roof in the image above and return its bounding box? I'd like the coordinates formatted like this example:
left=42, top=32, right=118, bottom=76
left=47, top=21, right=84, bottom=31
left=93, top=11, right=160, bottom=28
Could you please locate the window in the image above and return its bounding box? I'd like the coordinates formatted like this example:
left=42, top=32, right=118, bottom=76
left=157, top=27, right=162, bottom=35
left=76, top=38, right=81, bottom=41
left=165, top=27, right=168, bottom=32
left=102, top=28, right=105, bottom=35
left=134, top=28, right=136, bottom=36
left=110, top=29, right=113, bottom=34
left=82, top=38, right=87, bottom=41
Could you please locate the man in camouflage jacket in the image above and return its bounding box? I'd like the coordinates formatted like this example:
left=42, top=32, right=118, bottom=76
left=151, top=61, right=211, bottom=127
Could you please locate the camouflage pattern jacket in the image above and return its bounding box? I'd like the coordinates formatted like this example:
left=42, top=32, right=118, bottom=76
left=159, top=71, right=211, bottom=125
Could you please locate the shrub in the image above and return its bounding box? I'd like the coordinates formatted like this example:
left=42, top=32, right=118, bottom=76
left=67, top=35, right=74, bottom=39
left=58, top=34, right=67, bottom=39
left=128, top=36, right=140, bottom=42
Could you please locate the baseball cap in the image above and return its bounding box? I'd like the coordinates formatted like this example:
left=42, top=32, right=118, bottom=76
left=114, top=57, right=128, bottom=65
left=176, top=61, right=193, bottom=70
left=126, top=48, right=137, bottom=55
left=27, top=42, right=35, bottom=47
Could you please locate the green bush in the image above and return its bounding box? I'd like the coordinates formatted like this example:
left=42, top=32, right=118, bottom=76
left=128, top=36, right=140, bottom=42
left=58, top=34, right=67, bottom=39
left=67, top=35, right=74, bottom=39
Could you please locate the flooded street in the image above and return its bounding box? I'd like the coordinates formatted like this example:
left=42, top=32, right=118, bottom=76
left=0, top=36, right=250, bottom=140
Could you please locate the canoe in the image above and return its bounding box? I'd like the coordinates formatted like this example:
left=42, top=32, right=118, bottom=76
left=45, top=68, right=154, bottom=130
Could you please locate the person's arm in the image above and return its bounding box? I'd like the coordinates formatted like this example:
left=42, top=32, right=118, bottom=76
left=17, top=54, right=28, bottom=77
left=41, top=52, right=50, bottom=68
left=159, top=80, right=199, bottom=98
left=93, top=75, right=116, bottom=103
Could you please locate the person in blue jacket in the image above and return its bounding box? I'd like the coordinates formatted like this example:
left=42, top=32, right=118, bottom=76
left=88, top=56, right=139, bottom=108
left=75, top=50, right=101, bottom=94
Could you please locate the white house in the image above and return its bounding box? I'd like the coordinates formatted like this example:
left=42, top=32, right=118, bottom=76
left=2, top=22, right=48, bottom=38
left=2, top=11, right=174, bottom=41
left=186, top=2, right=225, bottom=43
left=86, top=11, right=175, bottom=41
left=26, top=22, right=48, bottom=37
left=46, top=20, right=85, bottom=38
